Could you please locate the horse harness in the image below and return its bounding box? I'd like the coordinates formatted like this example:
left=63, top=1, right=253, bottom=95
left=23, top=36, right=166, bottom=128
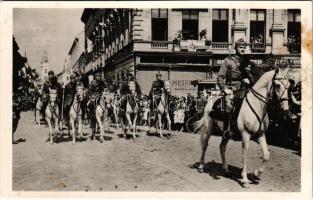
left=245, top=69, right=289, bottom=134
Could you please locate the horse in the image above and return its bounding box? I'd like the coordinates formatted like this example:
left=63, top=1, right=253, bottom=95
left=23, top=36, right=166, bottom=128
left=120, top=81, right=139, bottom=140
left=195, top=67, right=290, bottom=188
left=45, top=89, right=60, bottom=144
left=151, top=80, right=172, bottom=138
left=95, top=89, right=114, bottom=142
left=34, top=95, right=43, bottom=124
left=68, top=85, right=85, bottom=144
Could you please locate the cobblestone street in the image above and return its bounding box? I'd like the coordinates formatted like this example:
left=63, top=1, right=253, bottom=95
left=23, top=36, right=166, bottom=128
left=12, top=111, right=301, bottom=192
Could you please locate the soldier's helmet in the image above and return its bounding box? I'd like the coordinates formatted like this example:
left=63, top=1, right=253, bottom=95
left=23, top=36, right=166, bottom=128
left=48, top=70, right=54, bottom=76
left=235, top=38, right=247, bottom=48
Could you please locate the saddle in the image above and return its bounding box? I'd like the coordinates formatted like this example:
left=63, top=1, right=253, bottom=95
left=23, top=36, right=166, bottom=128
left=209, top=94, right=245, bottom=141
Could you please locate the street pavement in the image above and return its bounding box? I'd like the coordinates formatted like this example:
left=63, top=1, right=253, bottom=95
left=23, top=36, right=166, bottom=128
left=13, top=111, right=300, bottom=192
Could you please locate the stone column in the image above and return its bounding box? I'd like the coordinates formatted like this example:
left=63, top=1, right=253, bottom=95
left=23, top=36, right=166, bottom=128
left=271, top=9, right=288, bottom=54
left=232, top=9, right=248, bottom=42
left=168, top=10, right=182, bottom=41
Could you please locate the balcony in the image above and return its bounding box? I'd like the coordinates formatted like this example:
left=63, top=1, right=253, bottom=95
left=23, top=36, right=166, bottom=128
left=211, top=42, right=231, bottom=54
left=133, top=41, right=173, bottom=52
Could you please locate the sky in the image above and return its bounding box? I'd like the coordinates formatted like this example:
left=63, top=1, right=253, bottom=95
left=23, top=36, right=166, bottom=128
left=13, top=8, right=84, bottom=74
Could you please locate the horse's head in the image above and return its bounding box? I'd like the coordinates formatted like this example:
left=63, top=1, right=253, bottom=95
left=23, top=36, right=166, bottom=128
left=128, top=81, right=136, bottom=95
left=272, top=67, right=290, bottom=112
left=164, top=80, right=171, bottom=93
left=49, top=89, right=57, bottom=105
left=76, top=85, right=84, bottom=102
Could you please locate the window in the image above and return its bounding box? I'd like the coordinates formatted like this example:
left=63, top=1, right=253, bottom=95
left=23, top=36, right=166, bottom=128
left=182, top=9, right=199, bottom=40
left=287, top=9, right=301, bottom=53
left=212, top=9, right=229, bottom=42
left=250, top=9, right=266, bottom=52
left=151, top=9, right=168, bottom=41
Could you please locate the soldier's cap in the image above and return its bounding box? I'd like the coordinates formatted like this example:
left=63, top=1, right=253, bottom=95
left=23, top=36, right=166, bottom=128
left=235, top=38, right=247, bottom=47
left=48, top=70, right=54, bottom=75
left=156, top=71, right=162, bottom=77
left=127, top=72, right=133, bottom=76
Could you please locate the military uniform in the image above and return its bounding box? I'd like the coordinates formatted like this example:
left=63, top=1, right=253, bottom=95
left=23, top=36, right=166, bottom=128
left=214, top=39, right=261, bottom=139
left=149, top=79, right=165, bottom=99
left=63, top=78, right=77, bottom=119
left=41, top=76, right=63, bottom=115
left=119, top=76, right=142, bottom=112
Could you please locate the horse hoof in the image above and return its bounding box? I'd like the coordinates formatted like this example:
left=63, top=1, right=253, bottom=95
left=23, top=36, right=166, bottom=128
left=198, top=166, right=204, bottom=173
left=253, top=170, right=262, bottom=180
left=242, top=182, right=250, bottom=188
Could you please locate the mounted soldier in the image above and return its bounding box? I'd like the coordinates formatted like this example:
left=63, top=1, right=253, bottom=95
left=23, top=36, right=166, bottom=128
left=85, top=72, right=107, bottom=106
left=63, top=74, right=78, bottom=121
left=211, top=38, right=261, bottom=139
left=148, top=71, right=165, bottom=112
left=119, top=72, right=141, bottom=96
left=41, top=70, right=63, bottom=119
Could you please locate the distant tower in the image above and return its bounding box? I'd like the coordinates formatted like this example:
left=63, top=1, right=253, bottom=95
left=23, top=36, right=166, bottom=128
left=40, top=50, right=49, bottom=81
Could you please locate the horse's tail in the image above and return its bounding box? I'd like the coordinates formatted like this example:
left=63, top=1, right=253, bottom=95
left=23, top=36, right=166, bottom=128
left=192, top=95, right=219, bottom=135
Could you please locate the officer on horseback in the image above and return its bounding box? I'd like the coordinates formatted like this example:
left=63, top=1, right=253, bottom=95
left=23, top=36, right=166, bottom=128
left=148, top=71, right=165, bottom=110
left=119, top=71, right=142, bottom=96
left=118, top=72, right=142, bottom=110
left=214, top=38, right=260, bottom=139
left=63, top=74, right=77, bottom=121
left=41, top=70, right=63, bottom=119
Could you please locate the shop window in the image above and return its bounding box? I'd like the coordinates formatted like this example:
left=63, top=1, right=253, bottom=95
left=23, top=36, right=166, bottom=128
left=151, top=9, right=168, bottom=41
left=212, top=9, right=228, bottom=42
left=250, top=9, right=266, bottom=52
left=182, top=9, right=199, bottom=40
left=287, top=9, right=301, bottom=53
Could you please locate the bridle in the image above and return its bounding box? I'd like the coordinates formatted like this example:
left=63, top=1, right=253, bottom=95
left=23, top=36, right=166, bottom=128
left=245, top=69, right=289, bottom=133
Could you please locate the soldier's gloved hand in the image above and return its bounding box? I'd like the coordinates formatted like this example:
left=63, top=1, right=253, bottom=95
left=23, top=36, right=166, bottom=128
left=242, top=78, right=250, bottom=85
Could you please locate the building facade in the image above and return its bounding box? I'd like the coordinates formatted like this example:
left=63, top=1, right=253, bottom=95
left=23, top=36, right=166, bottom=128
left=80, top=8, right=301, bottom=95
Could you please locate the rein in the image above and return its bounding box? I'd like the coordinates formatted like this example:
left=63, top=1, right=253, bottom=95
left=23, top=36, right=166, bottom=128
left=72, top=95, right=82, bottom=115
left=244, top=70, right=289, bottom=134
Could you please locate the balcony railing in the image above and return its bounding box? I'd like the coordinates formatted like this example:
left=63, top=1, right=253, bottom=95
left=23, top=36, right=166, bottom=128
left=211, top=42, right=231, bottom=53
left=151, top=42, right=168, bottom=49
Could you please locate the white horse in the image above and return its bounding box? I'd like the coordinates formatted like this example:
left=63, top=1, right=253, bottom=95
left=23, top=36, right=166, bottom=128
left=196, top=67, right=290, bottom=188
left=45, top=89, right=60, bottom=144
left=34, top=96, right=43, bottom=124
left=95, top=89, right=113, bottom=142
left=69, top=85, right=85, bottom=144
left=154, top=80, right=172, bottom=138
left=123, top=81, right=139, bottom=140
